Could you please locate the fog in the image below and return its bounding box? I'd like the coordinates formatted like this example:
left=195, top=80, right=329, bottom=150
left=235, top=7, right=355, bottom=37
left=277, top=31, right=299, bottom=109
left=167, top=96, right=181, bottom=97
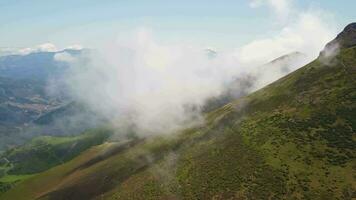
left=52, top=0, right=336, bottom=136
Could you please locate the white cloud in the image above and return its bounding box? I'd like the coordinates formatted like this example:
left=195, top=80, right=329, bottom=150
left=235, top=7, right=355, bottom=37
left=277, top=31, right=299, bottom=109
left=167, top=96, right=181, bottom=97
left=60, top=20, right=328, bottom=136
left=66, top=44, right=83, bottom=50
left=18, top=47, right=34, bottom=55
left=53, top=2, right=338, bottom=137
left=17, top=43, right=83, bottom=55
left=0, top=48, right=16, bottom=56
left=18, top=43, right=58, bottom=55
left=240, top=2, right=336, bottom=66
left=37, top=43, right=58, bottom=52
left=54, top=52, right=76, bottom=62
left=59, top=29, right=246, bottom=135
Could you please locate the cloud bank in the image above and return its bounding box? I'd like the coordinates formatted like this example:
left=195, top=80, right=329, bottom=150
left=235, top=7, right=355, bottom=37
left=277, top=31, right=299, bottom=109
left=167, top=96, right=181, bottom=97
left=54, top=52, right=77, bottom=62
left=241, top=0, right=336, bottom=66
left=56, top=1, right=337, bottom=136
left=17, top=43, right=83, bottom=55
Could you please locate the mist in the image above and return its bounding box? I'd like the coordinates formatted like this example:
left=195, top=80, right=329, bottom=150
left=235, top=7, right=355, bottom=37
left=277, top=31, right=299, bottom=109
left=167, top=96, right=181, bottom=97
left=52, top=1, right=336, bottom=137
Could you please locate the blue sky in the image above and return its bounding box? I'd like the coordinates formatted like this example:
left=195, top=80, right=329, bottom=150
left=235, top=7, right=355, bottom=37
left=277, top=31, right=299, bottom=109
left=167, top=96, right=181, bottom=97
left=0, top=0, right=355, bottom=50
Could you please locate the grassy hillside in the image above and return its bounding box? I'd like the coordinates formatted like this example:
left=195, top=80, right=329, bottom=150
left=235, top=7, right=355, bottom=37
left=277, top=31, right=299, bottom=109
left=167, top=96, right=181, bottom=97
left=1, top=26, right=356, bottom=200
left=0, top=128, right=113, bottom=195
left=0, top=128, right=113, bottom=175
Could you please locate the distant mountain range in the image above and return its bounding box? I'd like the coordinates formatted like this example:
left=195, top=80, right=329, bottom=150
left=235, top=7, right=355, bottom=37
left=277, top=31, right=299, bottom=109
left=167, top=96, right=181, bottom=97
left=0, top=49, right=82, bottom=80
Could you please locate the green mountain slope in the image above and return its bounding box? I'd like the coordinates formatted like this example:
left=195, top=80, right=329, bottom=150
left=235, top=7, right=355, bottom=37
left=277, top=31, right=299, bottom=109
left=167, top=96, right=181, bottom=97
left=1, top=23, right=355, bottom=200
left=0, top=128, right=113, bottom=194
left=0, top=128, right=113, bottom=175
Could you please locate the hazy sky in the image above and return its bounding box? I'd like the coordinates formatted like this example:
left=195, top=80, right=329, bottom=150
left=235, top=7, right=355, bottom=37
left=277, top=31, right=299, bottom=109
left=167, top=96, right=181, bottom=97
left=0, top=0, right=355, bottom=50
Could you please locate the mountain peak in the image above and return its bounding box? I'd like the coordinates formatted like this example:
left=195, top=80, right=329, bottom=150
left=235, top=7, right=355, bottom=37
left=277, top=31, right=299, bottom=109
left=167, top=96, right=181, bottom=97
left=268, top=51, right=305, bottom=64
left=326, top=22, right=356, bottom=49
left=320, top=22, right=356, bottom=59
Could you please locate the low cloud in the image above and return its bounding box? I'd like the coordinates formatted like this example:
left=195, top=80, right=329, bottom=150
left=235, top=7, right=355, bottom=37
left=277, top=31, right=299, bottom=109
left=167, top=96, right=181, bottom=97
left=18, top=43, right=58, bottom=55
left=240, top=2, right=336, bottom=67
left=54, top=1, right=337, bottom=137
left=66, top=44, right=83, bottom=50
left=319, top=41, right=340, bottom=66
left=17, top=43, right=83, bottom=55
left=54, top=52, right=77, bottom=62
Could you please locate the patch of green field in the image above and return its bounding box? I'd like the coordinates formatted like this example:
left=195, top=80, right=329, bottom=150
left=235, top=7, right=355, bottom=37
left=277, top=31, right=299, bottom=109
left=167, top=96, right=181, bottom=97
left=0, top=127, right=114, bottom=196
left=0, top=174, right=35, bottom=183
left=0, top=127, right=113, bottom=175
left=0, top=174, right=36, bottom=195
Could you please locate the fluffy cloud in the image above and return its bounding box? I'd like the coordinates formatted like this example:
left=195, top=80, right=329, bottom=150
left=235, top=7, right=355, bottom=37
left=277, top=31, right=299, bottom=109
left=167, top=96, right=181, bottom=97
left=66, top=44, right=83, bottom=50
left=17, top=43, right=82, bottom=55
left=18, top=43, right=58, bottom=55
left=60, top=29, right=238, bottom=134
left=240, top=1, right=336, bottom=66
left=58, top=22, right=321, bottom=136
left=37, top=43, right=58, bottom=52
left=55, top=1, right=337, bottom=136
left=54, top=52, right=76, bottom=62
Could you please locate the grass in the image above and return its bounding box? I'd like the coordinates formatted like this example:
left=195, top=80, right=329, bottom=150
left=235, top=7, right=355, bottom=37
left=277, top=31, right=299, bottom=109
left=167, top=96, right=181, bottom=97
left=0, top=174, right=35, bottom=183
left=0, top=127, right=113, bottom=175
left=0, top=127, right=114, bottom=196
left=0, top=174, right=35, bottom=195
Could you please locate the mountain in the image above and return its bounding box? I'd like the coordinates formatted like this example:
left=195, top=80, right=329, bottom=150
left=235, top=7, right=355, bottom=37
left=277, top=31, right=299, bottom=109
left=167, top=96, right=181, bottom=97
left=0, top=49, right=98, bottom=151
left=266, top=51, right=306, bottom=72
left=0, top=77, right=51, bottom=125
left=0, top=49, right=81, bottom=80
left=0, top=76, right=62, bottom=150
left=1, top=23, right=355, bottom=200
left=0, top=128, right=112, bottom=175
left=0, top=128, right=113, bottom=194
left=0, top=47, right=305, bottom=151
left=30, top=101, right=109, bottom=137
left=324, top=22, right=356, bottom=50
left=203, top=51, right=307, bottom=112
